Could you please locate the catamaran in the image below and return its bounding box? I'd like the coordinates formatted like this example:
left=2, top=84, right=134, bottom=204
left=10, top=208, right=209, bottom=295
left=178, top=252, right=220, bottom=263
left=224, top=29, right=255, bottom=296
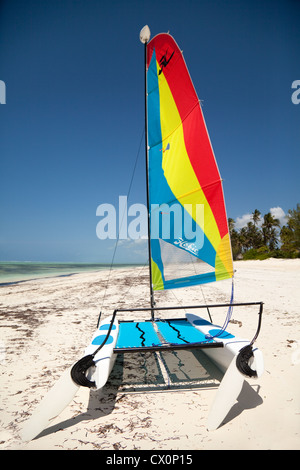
left=21, top=26, right=263, bottom=441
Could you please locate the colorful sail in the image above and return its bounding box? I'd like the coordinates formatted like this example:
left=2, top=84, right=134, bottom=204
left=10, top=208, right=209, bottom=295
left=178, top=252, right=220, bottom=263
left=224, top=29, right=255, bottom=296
left=146, top=33, right=233, bottom=291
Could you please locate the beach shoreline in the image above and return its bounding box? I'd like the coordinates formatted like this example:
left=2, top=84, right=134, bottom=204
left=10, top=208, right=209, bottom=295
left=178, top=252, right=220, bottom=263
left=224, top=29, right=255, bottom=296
left=0, top=259, right=299, bottom=450
left=0, top=261, right=138, bottom=285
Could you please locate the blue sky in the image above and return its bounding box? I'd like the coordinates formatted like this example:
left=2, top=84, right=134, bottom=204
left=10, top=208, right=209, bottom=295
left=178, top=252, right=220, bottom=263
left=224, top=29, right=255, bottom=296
left=0, top=0, right=299, bottom=263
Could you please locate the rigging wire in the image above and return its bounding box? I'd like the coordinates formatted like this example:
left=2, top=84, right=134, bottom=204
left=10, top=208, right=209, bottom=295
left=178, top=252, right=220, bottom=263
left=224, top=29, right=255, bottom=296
left=188, top=247, right=235, bottom=337
left=205, top=276, right=234, bottom=340
left=119, top=261, right=149, bottom=304
left=100, top=128, right=145, bottom=312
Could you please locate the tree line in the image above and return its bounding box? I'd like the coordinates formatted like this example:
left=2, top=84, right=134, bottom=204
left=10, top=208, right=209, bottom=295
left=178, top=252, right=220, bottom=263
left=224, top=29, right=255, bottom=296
left=228, top=204, right=300, bottom=260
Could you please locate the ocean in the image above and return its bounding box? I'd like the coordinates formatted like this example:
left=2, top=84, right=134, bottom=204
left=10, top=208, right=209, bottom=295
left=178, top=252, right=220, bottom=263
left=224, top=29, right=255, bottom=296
left=0, top=262, right=127, bottom=285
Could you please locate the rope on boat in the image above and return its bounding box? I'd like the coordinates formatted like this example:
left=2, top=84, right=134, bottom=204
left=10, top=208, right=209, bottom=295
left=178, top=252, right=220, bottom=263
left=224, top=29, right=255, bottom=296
left=71, top=355, right=96, bottom=388
left=236, top=344, right=257, bottom=378
left=71, top=312, right=117, bottom=388
left=235, top=301, right=263, bottom=377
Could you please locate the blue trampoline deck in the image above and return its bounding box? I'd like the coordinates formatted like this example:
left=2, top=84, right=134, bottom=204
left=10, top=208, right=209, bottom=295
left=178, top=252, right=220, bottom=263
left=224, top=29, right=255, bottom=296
left=116, top=321, right=161, bottom=348
left=157, top=319, right=211, bottom=344
left=114, top=319, right=222, bottom=352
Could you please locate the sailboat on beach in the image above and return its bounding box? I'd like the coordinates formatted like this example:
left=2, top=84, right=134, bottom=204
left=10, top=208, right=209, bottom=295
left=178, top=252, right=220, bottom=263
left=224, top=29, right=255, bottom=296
left=21, top=26, right=264, bottom=441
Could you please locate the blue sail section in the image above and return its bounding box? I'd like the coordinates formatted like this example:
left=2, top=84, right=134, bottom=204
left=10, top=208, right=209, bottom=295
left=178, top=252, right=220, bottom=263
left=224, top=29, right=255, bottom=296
left=147, top=48, right=217, bottom=291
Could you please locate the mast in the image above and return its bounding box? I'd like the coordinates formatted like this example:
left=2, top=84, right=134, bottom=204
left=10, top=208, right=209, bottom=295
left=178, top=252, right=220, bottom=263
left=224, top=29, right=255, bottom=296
left=140, top=26, right=155, bottom=317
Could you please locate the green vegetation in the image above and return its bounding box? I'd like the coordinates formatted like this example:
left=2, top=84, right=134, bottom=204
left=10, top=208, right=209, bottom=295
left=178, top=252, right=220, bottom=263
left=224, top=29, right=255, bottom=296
left=229, top=204, right=300, bottom=260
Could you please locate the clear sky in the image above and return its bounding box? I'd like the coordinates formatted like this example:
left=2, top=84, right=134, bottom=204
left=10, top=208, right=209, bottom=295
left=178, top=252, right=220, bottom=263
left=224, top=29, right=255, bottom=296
left=0, top=0, right=299, bottom=263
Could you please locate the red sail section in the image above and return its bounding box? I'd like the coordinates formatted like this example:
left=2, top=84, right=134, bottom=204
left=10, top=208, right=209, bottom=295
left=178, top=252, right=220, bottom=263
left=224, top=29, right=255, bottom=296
left=147, top=33, right=228, bottom=239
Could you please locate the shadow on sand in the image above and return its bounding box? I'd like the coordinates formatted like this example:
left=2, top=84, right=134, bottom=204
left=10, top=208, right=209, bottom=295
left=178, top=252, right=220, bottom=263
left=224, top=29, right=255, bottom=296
left=35, top=350, right=263, bottom=439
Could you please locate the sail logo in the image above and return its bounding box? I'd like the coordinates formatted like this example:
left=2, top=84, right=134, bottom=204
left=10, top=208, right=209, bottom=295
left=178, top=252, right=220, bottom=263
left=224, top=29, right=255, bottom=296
left=291, top=80, right=300, bottom=104
left=96, top=196, right=204, bottom=250
left=174, top=238, right=199, bottom=255
left=0, top=80, right=6, bottom=104
left=151, top=202, right=204, bottom=248
left=158, top=50, right=174, bottom=75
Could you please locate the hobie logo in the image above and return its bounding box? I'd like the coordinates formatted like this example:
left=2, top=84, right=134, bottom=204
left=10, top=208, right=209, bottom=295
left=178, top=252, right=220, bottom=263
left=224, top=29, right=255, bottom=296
left=158, top=50, right=174, bottom=75
left=96, top=196, right=204, bottom=250
left=174, top=238, right=200, bottom=256
left=0, top=80, right=6, bottom=104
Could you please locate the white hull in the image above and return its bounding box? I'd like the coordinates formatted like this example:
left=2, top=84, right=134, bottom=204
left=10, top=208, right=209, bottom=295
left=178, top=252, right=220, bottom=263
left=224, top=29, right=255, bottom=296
left=20, top=315, right=119, bottom=441
left=84, top=315, right=119, bottom=389
left=186, top=313, right=264, bottom=377
left=186, top=312, right=264, bottom=430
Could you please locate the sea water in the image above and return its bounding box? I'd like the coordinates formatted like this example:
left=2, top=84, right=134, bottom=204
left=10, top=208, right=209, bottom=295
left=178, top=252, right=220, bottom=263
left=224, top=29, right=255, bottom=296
left=0, top=262, right=116, bottom=285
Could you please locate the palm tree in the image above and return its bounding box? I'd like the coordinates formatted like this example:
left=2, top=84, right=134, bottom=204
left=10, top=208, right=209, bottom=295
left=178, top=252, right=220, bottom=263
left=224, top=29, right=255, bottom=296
left=262, top=212, right=280, bottom=249
left=228, top=218, right=243, bottom=259
left=252, top=209, right=261, bottom=227
left=239, top=226, right=250, bottom=251
left=245, top=221, right=263, bottom=249
left=228, top=218, right=235, bottom=234
left=280, top=204, right=300, bottom=256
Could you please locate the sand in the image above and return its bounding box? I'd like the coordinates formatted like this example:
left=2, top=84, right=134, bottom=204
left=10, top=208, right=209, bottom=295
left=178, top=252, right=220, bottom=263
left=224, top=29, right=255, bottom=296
left=0, top=258, right=299, bottom=450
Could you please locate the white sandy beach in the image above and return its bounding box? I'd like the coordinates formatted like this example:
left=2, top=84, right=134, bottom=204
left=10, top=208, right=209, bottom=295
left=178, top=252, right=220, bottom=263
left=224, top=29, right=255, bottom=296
left=0, top=258, right=299, bottom=450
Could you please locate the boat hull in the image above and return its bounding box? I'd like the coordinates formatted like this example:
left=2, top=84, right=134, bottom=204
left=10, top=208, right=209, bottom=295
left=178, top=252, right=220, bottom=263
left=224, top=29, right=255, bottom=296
left=186, top=313, right=264, bottom=377
left=84, top=315, right=119, bottom=389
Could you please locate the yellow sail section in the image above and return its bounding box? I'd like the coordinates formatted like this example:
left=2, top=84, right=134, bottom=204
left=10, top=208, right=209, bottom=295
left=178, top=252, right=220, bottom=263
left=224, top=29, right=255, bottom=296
left=215, top=233, right=234, bottom=281
left=151, top=258, right=164, bottom=290
left=146, top=33, right=233, bottom=289
left=157, top=61, right=221, bottom=252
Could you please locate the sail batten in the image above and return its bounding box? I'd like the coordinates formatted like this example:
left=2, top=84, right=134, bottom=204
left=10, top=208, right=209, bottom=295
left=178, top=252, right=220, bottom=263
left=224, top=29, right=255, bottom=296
left=146, top=33, right=233, bottom=291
